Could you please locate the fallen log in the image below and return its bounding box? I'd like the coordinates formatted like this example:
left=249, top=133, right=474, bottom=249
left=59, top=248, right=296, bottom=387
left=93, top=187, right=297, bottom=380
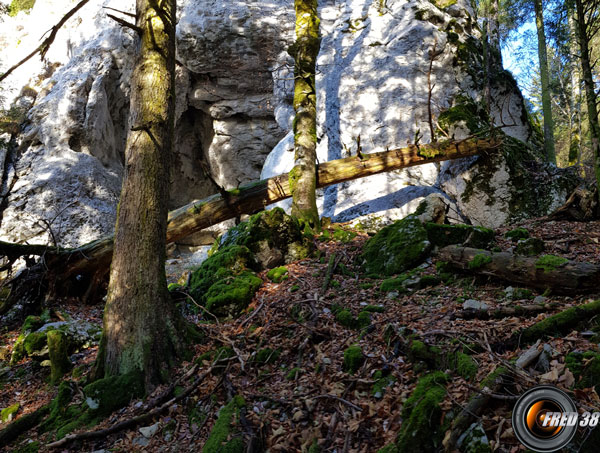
left=437, top=245, right=600, bottom=294
left=3, top=138, right=498, bottom=301
left=457, top=303, right=557, bottom=320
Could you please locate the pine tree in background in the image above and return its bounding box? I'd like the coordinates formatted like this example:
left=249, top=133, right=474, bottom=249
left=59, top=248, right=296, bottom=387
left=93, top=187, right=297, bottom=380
left=574, top=0, right=600, bottom=202
left=533, top=0, right=556, bottom=164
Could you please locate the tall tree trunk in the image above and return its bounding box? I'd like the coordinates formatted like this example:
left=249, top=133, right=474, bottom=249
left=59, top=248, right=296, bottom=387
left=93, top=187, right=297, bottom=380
left=95, top=0, right=183, bottom=390
left=575, top=0, right=600, bottom=203
left=533, top=0, right=556, bottom=164
left=568, top=0, right=582, bottom=166
left=290, top=0, right=321, bottom=229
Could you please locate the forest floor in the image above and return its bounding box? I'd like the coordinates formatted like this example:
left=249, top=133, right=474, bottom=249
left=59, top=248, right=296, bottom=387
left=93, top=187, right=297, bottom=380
left=1, top=217, right=600, bottom=452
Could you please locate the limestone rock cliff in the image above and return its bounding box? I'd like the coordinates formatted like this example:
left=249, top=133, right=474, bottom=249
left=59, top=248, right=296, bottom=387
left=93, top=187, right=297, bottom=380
left=0, top=0, right=577, bottom=247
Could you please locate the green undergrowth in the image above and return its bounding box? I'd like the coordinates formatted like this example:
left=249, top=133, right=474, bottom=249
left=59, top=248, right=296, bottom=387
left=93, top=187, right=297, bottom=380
left=396, top=372, right=449, bottom=452
left=331, top=304, right=373, bottom=331
left=504, top=227, right=529, bottom=241
left=202, top=396, right=246, bottom=453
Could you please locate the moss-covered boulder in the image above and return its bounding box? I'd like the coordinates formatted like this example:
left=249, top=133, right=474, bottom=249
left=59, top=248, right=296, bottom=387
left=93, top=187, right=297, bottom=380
left=83, top=372, right=144, bottom=417
left=188, top=245, right=262, bottom=318
left=396, top=372, right=449, bottom=453
left=203, top=395, right=246, bottom=453
left=361, top=215, right=432, bottom=276
left=425, top=223, right=494, bottom=249
left=504, top=227, right=529, bottom=241
left=213, top=208, right=313, bottom=269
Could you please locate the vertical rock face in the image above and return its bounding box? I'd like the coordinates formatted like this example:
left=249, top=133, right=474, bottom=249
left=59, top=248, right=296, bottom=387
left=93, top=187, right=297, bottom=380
left=0, top=0, right=578, bottom=247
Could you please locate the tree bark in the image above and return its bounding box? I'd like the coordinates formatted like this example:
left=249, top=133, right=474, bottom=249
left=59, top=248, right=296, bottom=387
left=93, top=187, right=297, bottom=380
left=4, top=138, right=497, bottom=296
left=437, top=245, right=600, bottom=294
left=290, top=0, right=320, bottom=228
left=575, top=0, right=600, bottom=204
left=533, top=0, right=556, bottom=164
left=94, top=0, right=183, bottom=390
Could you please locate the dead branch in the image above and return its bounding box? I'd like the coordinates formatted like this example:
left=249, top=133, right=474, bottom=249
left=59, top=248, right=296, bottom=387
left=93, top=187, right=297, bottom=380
left=0, top=0, right=92, bottom=83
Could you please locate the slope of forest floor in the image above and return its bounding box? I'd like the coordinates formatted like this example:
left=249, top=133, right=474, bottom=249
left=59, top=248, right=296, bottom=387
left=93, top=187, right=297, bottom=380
left=1, top=217, right=600, bottom=452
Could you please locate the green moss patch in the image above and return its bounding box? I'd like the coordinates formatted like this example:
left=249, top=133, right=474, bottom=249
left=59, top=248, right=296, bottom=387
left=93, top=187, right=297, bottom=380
left=468, top=253, right=492, bottom=270
left=504, top=227, right=529, bottom=241
left=214, top=208, right=313, bottom=269
left=343, top=346, right=364, bottom=374
left=1, top=403, right=19, bottom=423
left=205, top=271, right=263, bottom=317
left=252, top=348, right=280, bottom=365
left=566, top=352, right=600, bottom=391
left=425, top=223, right=495, bottom=249
left=380, top=275, right=409, bottom=293
left=437, top=95, right=487, bottom=136
left=371, top=371, right=396, bottom=398
left=202, top=395, right=246, bottom=453
left=518, top=299, right=600, bottom=344
left=188, top=246, right=262, bottom=318
left=267, top=266, right=289, bottom=283
left=396, top=372, right=449, bottom=453
left=535, top=255, right=569, bottom=273
left=362, top=215, right=432, bottom=276
left=453, top=352, right=477, bottom=380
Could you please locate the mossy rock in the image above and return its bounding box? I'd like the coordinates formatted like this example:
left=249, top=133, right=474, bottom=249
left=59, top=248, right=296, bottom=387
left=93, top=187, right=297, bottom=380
left=214, top=208, right=313, bottom=269
left=566, top=352, right=600, bottom=391
left=361, top=215, right=432, bottom=276
left=189, top=245, right=257, bottom=300
left=504, top=227, right=529, bottom=241
left=425, top=223, right=495, bottom=249
left=515, top=237, right=545, bottom=256
left=205, top=271, right=262, bottom=317
left=83, top=372, right=144, bottom=418
left=267, top=266, right=288, bottom=283
left=188, top=246, right=262, bottom=318
left=202, top=395, right=246, bottom=453
left=396, top=372, right=449, bottom=453
left=23, top=331, right=48, bottom=356
left=343, top=346, right=364, bottom=374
